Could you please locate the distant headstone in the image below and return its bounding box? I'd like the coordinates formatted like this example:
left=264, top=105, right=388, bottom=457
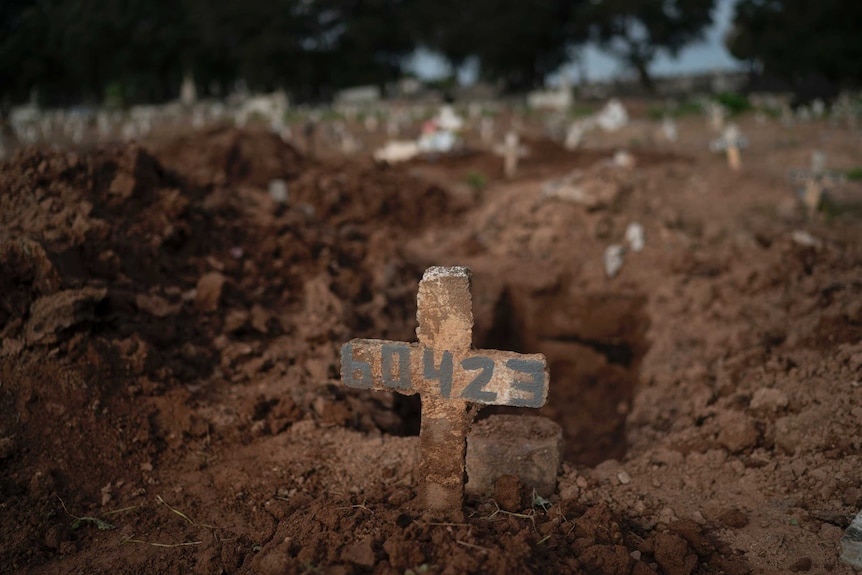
left=709, top=124, right=747, bottom=171
left=613, top=150, right=636, bottom=170
left=596, top=99, right=628, bottom=132
left=340, top=267, right=549, bottom=516
left=788, top=151, right=845, bottom=216
left=565, top=119, right=593, bottom=150
left=335, top=85, right=381, bottom=106
left=661, top=116, right=678, bottom=142
left=436, top=105, right=464, bottom=132
left=604, top=245, right=625, bottom=278
left=625, top=222, right=645, bottom=252
left=374, top=140, right=420, bottom=164
left=708, top=103, right=726, bottom=132
left=364, top=114, right=379, bottom=132
left=527, top=84, right=573, bottom=113
left=811, top=99, right=826, bottom=118
left=494, top=131, right=527, bottom=178
left=180, top=73, right=197, bottom=106
left=480, top=117, right=495, bottom=145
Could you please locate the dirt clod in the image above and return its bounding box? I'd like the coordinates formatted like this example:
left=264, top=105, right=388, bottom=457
left=493, top=474, right=531, bottom=512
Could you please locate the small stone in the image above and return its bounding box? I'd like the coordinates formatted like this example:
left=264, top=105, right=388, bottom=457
left=25, top=287, right=108, bottom=344
left=789, top=557, right=813, bottom=572
left=617, top=471, right=632, bottom=485
left=716, top=411, right=759, bottom=454
left=841, top=510, right=862, bottom=568
left=604, top=244, right=625, bottom=278
left=268, top=179, right=289, bottom=204
left=658, top=507, right=677, bottom=525
left=224, top=309, right=249, bottom=333
left=195, top=272, right=226, bottom=312
left=250, top=304, right=270, bottom=333
left=135, top=293, right=180, bottom=317
left=718, top=508, right=748, bottom=528
left=625, top=222, right=645, bottom=252
left=613, top=150, right=636, bottom=169
left=750, top=387, right=788, bottom=411
left=44, top=524, right=69, bottom=550
left=387, top=487, right=413, bottom=507
left=340, top=538, right=375, bottom=568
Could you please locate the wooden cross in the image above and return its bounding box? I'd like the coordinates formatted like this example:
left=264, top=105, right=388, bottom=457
left=709, top=124, right=747, bottom=171
left=340, top=266, right=549, bottom=516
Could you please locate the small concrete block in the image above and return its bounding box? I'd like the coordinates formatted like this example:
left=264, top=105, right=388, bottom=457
left=466, top=414, right=562, bottom=498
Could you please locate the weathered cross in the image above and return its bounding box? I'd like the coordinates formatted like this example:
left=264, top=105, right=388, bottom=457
left=340, top=266, right=549, bottom=516
left=709, top=124, right=747, bottom=171
left=788, top=151, right=846, bottom=217
left=494, top=131, right=528, bottom=178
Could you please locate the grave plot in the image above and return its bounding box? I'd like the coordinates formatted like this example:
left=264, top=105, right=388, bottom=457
left=0, top=113, right=861, bottom=575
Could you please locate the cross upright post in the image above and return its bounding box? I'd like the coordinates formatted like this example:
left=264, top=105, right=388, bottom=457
left=340, top=266, right=550, bottom=517
left=415, top=267, right=476, bottom=513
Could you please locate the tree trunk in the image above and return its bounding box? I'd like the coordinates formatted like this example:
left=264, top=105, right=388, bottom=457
left=633, top=58, right=655, bottom=93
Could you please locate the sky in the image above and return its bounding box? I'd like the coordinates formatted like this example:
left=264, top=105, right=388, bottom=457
left=405, top=0, right=741, bottom=85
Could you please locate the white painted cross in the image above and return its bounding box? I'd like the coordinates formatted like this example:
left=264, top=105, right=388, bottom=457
left=340, top=267, right=549, bottom=516
left=789, top=151, right=845, bottom=216
left=709, top=124, right=747, bottom=171
left=494, top=131, right=528, bottom=178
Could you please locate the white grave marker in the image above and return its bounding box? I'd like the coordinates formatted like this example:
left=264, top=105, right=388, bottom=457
left=596, top=99, right=628, bottom=132
left=341, top=267, right=550, bottom=515
left=708, top=102, right=726, bottom=132
left=709, top=124, right=747, bottom=171
left=493, top=131, right=527, bottom=178
left=661, top=116, right=678, bottom=142
left=788, top=151, right=845, bottom=216
left=480, top=117, right=495, bottom=145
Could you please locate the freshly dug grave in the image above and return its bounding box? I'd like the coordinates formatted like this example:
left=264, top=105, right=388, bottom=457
left=0, top=120, right=860, bottom=575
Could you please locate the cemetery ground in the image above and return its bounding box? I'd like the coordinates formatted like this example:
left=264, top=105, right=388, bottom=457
left=1, top=109, right=861, bottom=575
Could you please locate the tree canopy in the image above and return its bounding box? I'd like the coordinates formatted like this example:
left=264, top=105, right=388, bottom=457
left=727, top=0, right=862, bottom=89
left=1, top=0, right=724, bottom=107
left=579, top=0, right=716, bottom=91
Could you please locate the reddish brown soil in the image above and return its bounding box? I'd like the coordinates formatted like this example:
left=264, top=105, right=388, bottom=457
left=1, top=118, right=860, bottom=575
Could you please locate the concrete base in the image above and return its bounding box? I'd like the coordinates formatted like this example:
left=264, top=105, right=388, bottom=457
left=465, top=414, right=563, bottom=498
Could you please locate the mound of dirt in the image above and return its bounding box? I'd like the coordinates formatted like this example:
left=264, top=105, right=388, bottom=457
left=1, top=119, right=860, bottom=575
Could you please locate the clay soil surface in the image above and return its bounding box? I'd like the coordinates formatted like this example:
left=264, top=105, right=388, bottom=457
left=1, top=114, right=861, bottom=575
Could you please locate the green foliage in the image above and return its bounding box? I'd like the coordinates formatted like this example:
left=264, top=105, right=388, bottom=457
left=409, top=0, right=592, bottom=92
left=0, top=0, right=416, bottom=106
left=647, top=99, right=704, bottom=120
left=728, top=0, right=862, bottom=87
left=569, top=103, right=600, bottom=118
left=71, top=516, right=116, bottom=531
left=465, top=172, right=488, bottom=191
left=715, top=92, right=752, bottom=116
left=846, top=168, right=862, bottom=182
left=0, top=0, right=719, bottom=105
